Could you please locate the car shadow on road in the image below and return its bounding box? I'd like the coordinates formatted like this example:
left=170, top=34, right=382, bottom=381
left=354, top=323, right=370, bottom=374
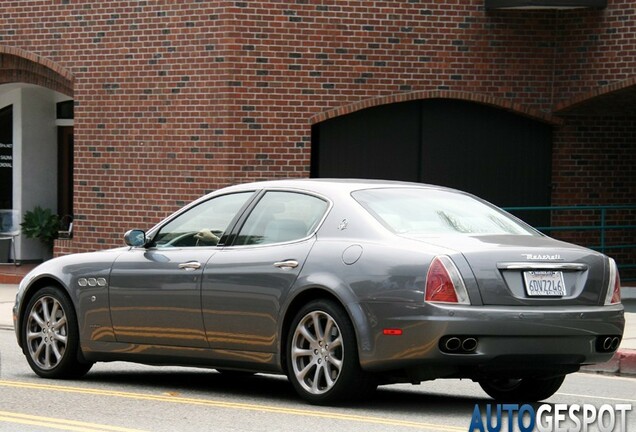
left=72, top=366, right=487, bottom=415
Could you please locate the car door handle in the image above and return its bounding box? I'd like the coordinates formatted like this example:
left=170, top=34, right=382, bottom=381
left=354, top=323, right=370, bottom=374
left=273, top=260, right=299, bottom=270
left=178, top=261, right=202, bottom=271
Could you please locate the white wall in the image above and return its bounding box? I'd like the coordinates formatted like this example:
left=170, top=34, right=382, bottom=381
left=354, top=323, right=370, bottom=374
left=0, top=87, right=22, bottom=261
left=0, top=84, right=58, bottom=261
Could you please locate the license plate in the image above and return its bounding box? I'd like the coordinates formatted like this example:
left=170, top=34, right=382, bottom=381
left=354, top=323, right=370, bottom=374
left=523, top=271, right=566, bottom=297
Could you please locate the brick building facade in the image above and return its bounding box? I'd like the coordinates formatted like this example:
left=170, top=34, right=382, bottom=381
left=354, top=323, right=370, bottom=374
left=0, top=1, right=634, bottom=274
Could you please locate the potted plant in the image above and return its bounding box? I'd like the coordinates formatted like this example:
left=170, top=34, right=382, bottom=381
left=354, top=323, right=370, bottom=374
left=21, top=206, right=60, bottom=250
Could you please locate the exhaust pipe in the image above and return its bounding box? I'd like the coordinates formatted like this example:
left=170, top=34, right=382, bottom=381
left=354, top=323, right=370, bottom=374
left=462, top=337, right=478, bottom=353
left=597, top=335, right=621, bottom=352
left=444, top=337, right=462, bottom=352
left=440, top=336, right=479, bottom=354
left=610, top=337, right=620, bottom=351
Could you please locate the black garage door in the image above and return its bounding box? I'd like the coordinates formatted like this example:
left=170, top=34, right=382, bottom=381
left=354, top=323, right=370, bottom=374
left=311, top=99, right=553, bottom=216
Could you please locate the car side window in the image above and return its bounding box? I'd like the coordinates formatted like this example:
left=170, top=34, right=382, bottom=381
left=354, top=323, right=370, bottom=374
left=153, top=192, right=253, bottom=248
left=235, top=191, right=328, bottom=246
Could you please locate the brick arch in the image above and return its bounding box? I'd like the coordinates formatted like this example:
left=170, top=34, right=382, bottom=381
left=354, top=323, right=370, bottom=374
left=555, top=76, right=636, bottom=114
left=0, top=46, right=73, bottom=96
left=310, top=90, right=561, bottom=125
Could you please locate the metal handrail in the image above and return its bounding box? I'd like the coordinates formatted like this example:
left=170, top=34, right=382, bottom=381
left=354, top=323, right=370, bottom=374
left=503, top=205, right=636, bottom=282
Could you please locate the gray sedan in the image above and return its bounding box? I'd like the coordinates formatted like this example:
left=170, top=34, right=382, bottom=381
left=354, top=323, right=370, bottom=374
left=13, top=179, right=625, bottom=404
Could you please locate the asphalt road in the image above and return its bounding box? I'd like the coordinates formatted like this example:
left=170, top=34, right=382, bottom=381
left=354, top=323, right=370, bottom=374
left=0, top=330, right=634, bottom=432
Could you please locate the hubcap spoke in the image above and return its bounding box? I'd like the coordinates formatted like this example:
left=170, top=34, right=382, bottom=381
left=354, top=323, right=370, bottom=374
left=29, top=309, right=45, bottom=329
left=44, top=344, right=52, bottom=368
left=296, top=359, right=315, bottom=381
left=50, top=301, right=59, bottom=322
left=329, top=334, right=342, bottom=350
left=323, top=363, right=335, bottom=387
left=27, top=330, right=42, bottom=342
left=41, top=298, right=51, bottom=323
left=292, top=346, right=314, bottom=359
left=311, top=312, right=324, bottom=340
left=53, top=315, right=67, bottom=331
left=50, top=342, right=64, bottom=362
left=53, top=332, right=68, bottom=345
left=33, top=339, right=45, bottom=359
left=298, top=324, right=317, bottom=345
left=327, top=355, right=342, bottom=370
left=311, top=364, right=323, bottom=393
left=323, top=318, right=334, bottom=341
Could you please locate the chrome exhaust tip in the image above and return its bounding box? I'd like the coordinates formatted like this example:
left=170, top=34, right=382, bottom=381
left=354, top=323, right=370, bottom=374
left=444, top=337, right=462, bottom=352
left=610, top=337, right=620, bottom=351
left=462, top=337, right=478, bottom=352
left=440, top=336, right=478, bottom=354
left=597, top=335, right=621, bottom=352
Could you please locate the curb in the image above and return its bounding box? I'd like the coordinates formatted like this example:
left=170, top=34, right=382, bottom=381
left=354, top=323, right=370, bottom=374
left=581, top=349, right=636, bottom=376
left=0, top=274, right=22, bottom=284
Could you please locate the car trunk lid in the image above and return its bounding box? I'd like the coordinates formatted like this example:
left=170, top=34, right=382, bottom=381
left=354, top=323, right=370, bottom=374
left=412, top=234, right=607, bottom=306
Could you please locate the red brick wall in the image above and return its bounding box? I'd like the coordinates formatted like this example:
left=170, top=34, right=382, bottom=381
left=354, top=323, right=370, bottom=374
left=553, top=117, right=636, bottom=206
left=554, top=1, right=636, bottom=103
left=0, top=1, right=633, bottom=254
left=551, top=117, right=636, bottom=279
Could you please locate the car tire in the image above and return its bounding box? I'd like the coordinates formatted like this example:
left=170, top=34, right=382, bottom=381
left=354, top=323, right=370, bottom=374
left=478, top=375, right=566, bottom=402
left=22, top=286, right=93, bottom=379
left=286, top=299, right=376, bottom=405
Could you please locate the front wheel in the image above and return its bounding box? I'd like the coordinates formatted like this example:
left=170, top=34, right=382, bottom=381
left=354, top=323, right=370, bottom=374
left=478, top=375, right=566, bottom=402
left=286, top=299, right=375, bottom=405
left=22, top=287, right=93, bottom=379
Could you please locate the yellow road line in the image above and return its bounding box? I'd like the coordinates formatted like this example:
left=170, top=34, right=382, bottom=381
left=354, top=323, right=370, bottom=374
left=0, top=410, right=147, bottom=432
left=0, top=380, right=465, bottom=431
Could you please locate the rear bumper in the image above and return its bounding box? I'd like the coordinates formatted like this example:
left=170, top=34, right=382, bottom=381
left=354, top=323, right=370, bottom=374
left=356, top=301, right=625, bottom=379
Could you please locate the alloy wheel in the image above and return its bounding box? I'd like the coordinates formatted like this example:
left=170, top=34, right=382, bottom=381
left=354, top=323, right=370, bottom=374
left=290, top=310, right=344, bottom=395
left=26, top=295, right=69, bottom=371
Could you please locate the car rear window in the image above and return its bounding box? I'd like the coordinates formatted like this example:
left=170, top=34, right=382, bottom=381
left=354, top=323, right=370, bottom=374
left=352, top=188, right=537, bottom=237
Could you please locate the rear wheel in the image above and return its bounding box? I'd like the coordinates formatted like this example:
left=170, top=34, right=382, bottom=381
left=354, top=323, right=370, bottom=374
left=286, top=299, right=376, bottom=405
left=22, top=287, right=93, bottom=379
left=478, top=375, right=565, bottom=402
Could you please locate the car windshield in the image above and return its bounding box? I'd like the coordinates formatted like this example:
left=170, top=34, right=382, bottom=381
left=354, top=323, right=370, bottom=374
left=352, top=188, right=537, bottom=237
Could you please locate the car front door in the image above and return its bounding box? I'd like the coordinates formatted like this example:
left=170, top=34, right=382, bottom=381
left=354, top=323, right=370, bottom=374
left=202, top=190, right=330, bottom=357
left=108, top=191, right=255, bottom=348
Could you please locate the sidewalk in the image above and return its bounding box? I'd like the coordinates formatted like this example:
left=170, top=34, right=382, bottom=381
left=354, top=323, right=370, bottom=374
left=0, top=283, right=16, bottom=332
left=0, top=283, right=635, bottom=376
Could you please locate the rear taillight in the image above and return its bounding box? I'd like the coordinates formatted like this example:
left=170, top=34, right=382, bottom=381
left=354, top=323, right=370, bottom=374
left=425, top=256, right=470, bottom=305
left=604, top=258, right=622, bottom=305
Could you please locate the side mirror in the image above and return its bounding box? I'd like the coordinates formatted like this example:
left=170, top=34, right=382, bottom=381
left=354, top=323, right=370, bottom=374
left=124, top=229, right=147, bottom=247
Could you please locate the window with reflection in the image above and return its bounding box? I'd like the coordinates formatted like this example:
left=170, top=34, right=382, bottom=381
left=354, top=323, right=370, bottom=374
left=235, top=191, right=328, bottom=246
left=153, top=192, right=253, bottom=247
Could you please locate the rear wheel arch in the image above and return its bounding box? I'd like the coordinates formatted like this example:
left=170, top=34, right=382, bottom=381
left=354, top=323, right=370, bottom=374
left=282, top=294, right=377, bottom=403
left=280, top=287, right=363, bottom=373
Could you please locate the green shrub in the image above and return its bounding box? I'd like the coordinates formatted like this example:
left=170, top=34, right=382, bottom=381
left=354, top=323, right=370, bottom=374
left=21, top=206, right=60, bottom=247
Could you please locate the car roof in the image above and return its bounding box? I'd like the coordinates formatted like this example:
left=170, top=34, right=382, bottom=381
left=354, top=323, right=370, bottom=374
left=220, top=178, right=457, bottom=196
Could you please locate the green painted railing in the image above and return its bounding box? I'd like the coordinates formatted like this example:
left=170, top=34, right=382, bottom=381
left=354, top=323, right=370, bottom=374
left=503, top=205, right=636, bottom=282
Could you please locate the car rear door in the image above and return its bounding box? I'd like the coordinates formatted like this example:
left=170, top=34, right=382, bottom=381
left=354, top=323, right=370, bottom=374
left=202, top=190, right=330, bottom=355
